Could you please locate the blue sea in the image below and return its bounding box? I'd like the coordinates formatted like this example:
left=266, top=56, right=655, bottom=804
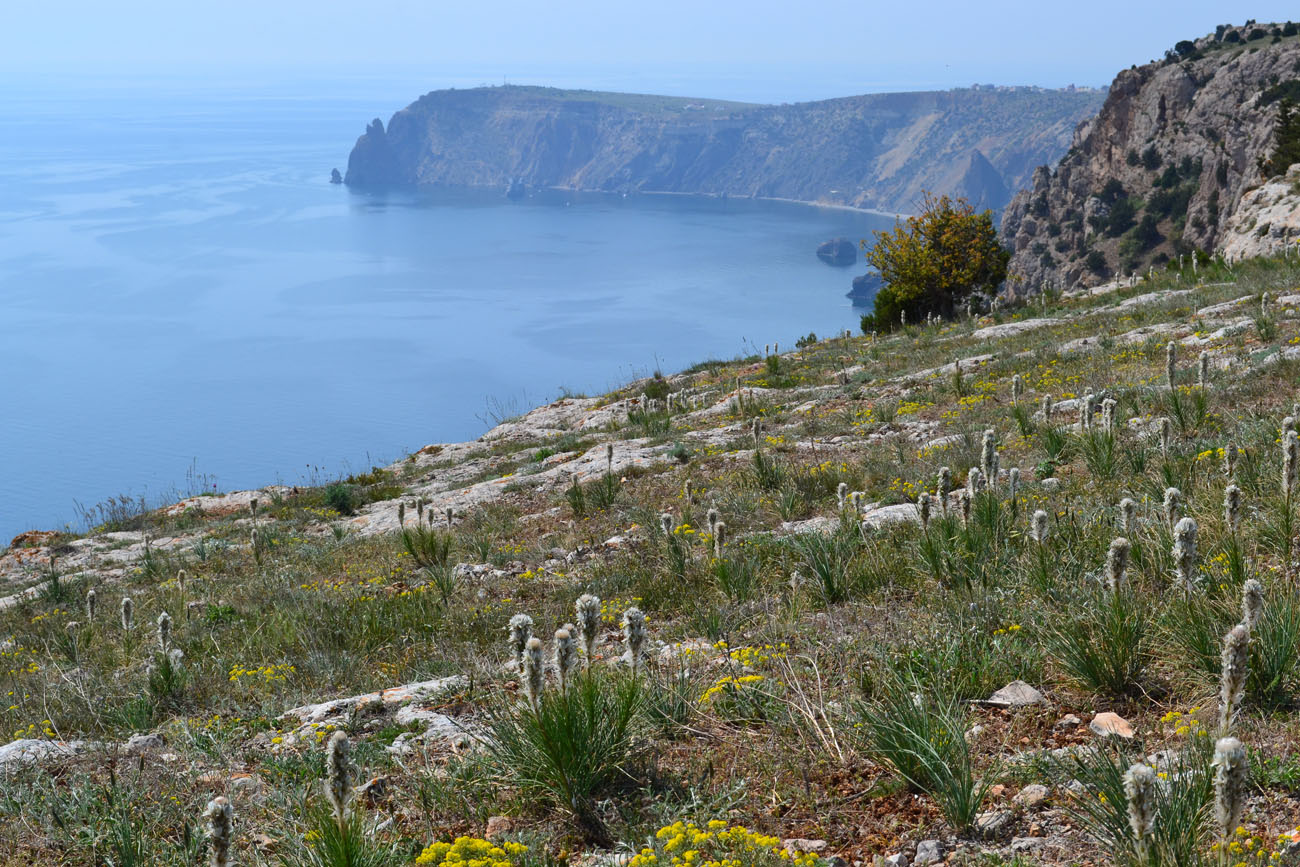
left=0, top=81, right=891, bottom=539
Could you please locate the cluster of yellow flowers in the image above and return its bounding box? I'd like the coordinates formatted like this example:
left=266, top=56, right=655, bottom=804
left=10, top=719, right=55, bottom=739
left=896, top=400, right=931, bottom=417
left=714, top=641, right=788, bottom=668
left=1208, top=825, right=1291, bottom=865
left=991, top=623, right=1022, bottom=637
left=600, top=597, right=642, bottom=624
left=228, top=663, right=295, bottom=685
left=700, top=674, right=765, bottom=704
left=1, top=644, right=40, bottom=677
left=629, top=820, right=822, bottom=867
left=1159, top=708, right=1209, bottom=738
left=414, top=836, right=527, bottom=866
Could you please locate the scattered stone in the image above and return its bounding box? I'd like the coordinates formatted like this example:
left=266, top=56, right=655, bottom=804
left=1055, top=714, right=1082, bottom=728
left=1014, top=784, right=1050, bottom=808
left=357, top=776, right=388, bottom=805
left=230, top=773, right=264, bottom=797
left=964, top=723, right=986, bottom=742
left=0, top=738, right=86, bottom=770
left=1010, top=836, right=1047, bottom=853
left=975, top=809, right=1014, bottom=839
left=1040, top=478, right=1062, bottom=492
left=913, top=840, right=943, bottom=866
left=784, top=839, right=828, bottom=855
left=123, top=732, right=165, bottom=755
left=986, top=680, right=1045, bottom=708
left=880, top=854, right=909, bottom=867
left=486, top=815, right=521, bottom=839
left=1089, top=711, right=1134, bottom=739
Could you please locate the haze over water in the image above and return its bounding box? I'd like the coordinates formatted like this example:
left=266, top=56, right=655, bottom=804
left=0, top=81, right=892, bottom=540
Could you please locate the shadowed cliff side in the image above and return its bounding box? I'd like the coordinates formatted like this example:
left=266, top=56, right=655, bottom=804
left=344, top=85, right=1104, bottom=214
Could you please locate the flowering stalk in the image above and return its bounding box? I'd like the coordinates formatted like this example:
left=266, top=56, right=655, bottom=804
left=325, top=730, right=352, bottom=825
left=523, top=636, right=545, bottom=709
left=1224, top=484, right=1241, bottom=535
left=937, top=467, right=952, bottom=514
left=204, top=796, right=234, bottom=867
left=1241, top=579, right=1264, bottom=631
left=980, top=429, right=998, bottom=485
left=1105, top=538, right=1130, bottom=592
left=156, top=611, right=172, bottom=653
left=1122, top=763, right=1157, bottom=864
left=967, top=466, right=983, bottom=497
left=86, top=588, right=96, bottom=621
left=1160, top=417, right=1173, bottom=458
left=1162, top=487, right=1182, bottom=530
left=917, top=492, right=931, bottom=531
left=1223, top=442, right=1238, bottom=478
left=554, top=628, right=577, bottom=692
left=1119, top=498, right=1137, bottom=534
left=507, top=614, right=534, bottom=669
left=713, top=522, right=726, bottom=558
left=622, top=607, right=648, bottom=675
left=1165, top=341, right=1177, bottom=390
left=1212, top=736, right=1249, bottom=849
left=1218, top=624, right=1249, bottom=735
left=575, top=594, right=601, bottom=667
left=121, top=597, right=133, bottom=631
left=1172, top=517, right=1198, bottom=594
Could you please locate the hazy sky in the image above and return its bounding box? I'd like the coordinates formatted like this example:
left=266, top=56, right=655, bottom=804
left=6, top=2, right=1297, bottom=102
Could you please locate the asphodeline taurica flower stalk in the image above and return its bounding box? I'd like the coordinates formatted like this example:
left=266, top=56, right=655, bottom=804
left=980, top=429, right=998, bottom=484
left=1119, top=498, right=1137, bottom=534
left=1224, top=484, right=1242, bottom=534
left=553, top=628, right=577, bottom=692
left=1172, top=516, right=1198, bottom=593
left=1165, top=341, right=1177, bottom=390
left=1212, top=736, right=1249, bottom=845
left=1008, top=467, right=1019, bottom=503
left=204, top=795, right=234, bottom=867
left=86, top=588, right=96, bottom=620
left=121, top=597, right=133, bottom=631
left=575, top=594, right=601, bottom=667
left=523, top=636, right=545, bottom=709
left=1031, top=509, right=1049, bottom=544
left=156, top=611, right=171, bottom=653
left=622, top=607, right=647, bottom=675
left=325, top=730, right=352, bottom=823
left=1241, top=579, right=1264, bottom=631
left=507, top=613, right=534, bottom=669
left=1122, top=763, right=1157, bottom=861
left=1284, top=430, right=1299, bottom=498
left=1105, top=538, right=1130, bottom=592
left=917, top=492, right=931, bottom=530
left=1163, top=487, right=1182, bottom=529
left=1219, top=624, right=1250, bottom=735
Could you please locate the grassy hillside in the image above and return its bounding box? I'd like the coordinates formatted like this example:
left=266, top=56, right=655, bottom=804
left=4, top=255, right=1300, bottom=865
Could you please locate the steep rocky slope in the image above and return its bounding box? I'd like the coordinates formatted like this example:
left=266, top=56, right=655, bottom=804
left=1002, top=22, right=1300, bottom=294
left=345, top=85, right=1103, bottom=214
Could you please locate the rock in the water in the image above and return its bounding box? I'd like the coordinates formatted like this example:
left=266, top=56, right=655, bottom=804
left=848, top=270, right=883, bottom=303
left=913, top=840, right=943, bottom=866
left=329, top=168, right=343, bottom=184
left=817, top=237, right=857, bottom=266
left=1014, top=783, right=1050, bottom=807
left=1089, top=711, right=1134, bottom=739
left=986, top=680, right=1045, bottom=708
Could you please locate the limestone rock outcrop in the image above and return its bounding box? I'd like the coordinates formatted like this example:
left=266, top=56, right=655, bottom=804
left=1002, top=24, right=1300, bottom=294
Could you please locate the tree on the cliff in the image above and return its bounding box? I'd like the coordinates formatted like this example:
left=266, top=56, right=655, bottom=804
left=860, top=193, right=1009, bottom=332
left=1260, top=99, right=1300, bottom=178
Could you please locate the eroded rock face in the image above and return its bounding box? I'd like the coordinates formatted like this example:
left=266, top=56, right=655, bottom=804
left=1220, top=163, right=1300, bottom=260
left=1002, top=29, right=1300, bottom=294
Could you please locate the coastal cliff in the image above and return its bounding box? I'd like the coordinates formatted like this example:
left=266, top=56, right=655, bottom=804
left=1002, top=22, right=1300, bottom=294
left=344, top=85, right=1103, bottom=214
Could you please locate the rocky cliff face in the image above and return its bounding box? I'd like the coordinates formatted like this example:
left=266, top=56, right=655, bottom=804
left=1002, top=24, right=1300, bottom=294
left=344, top=85, right=1103, bottom=214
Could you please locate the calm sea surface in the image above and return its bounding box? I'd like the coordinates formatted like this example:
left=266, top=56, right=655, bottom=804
left=0, top=87, right=890, bottom=538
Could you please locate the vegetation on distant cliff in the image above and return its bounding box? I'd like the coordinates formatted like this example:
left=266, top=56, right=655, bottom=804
left=861, top=194, right=1009, bottom=332
left=344, top=85, right=1103, bottom=215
